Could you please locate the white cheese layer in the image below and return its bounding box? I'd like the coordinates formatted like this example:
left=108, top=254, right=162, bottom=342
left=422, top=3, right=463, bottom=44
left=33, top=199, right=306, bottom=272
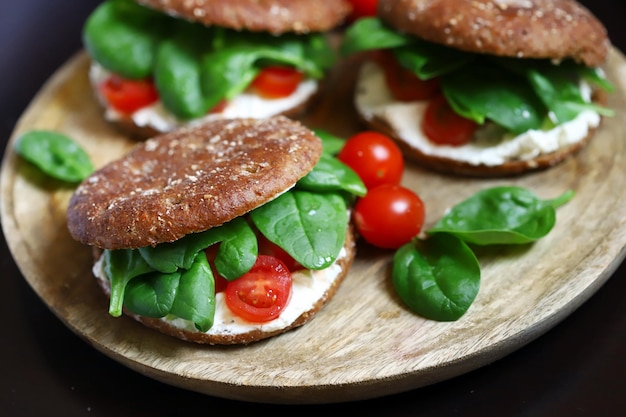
left=355, top=61, right=601, bottom=166
left=93, top=247, right=346, bottom=336
left=90, top=63, right=319, bottom=133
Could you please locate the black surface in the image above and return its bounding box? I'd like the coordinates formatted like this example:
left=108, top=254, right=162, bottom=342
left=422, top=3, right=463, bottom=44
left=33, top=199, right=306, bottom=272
left=2, top=1, right=625, bottom=416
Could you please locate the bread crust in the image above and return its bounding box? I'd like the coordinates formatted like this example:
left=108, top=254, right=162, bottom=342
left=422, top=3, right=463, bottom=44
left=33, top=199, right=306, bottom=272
left=136, top=0, right=352, bottom=34
left=94, top=223, right=356, bottom=345
left=67, top=117, right=323, bottom=249
left=378, top=0, right=610, bottom=67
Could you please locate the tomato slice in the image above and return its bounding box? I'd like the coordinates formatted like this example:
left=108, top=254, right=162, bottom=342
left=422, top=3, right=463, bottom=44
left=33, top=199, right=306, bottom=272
left=421, top=94, right=478, bottom=146
left=98, top=74, right=159, bottom=114
left=225, top=255, right=292, bottom=323
left=250, top=66, right=303, bottom=99
left=338, top=130, right=404, bottom=189
left=374, top=50, right=441, bottom=102
left=354, top=184, right=425, bottom=250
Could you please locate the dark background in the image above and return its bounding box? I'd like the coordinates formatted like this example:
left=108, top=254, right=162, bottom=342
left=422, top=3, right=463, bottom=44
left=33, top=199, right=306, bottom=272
left=1, top=1, right=625, bottom=416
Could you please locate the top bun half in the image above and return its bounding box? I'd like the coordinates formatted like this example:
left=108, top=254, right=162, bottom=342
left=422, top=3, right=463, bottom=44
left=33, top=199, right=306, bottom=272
left=66, top=116, right=323, bottom=250
left=136, top=0, right=353, bottom=34
left=378, top=0, right=610, bottom=67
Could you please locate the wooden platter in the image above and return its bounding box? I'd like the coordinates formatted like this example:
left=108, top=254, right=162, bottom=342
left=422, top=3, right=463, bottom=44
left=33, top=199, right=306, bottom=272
left=2, top=48, right=626, bottom=404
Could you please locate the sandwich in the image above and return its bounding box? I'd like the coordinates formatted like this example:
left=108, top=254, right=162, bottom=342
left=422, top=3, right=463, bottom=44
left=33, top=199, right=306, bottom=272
left=340, top=0, right=615, bottom=176
left=65, top=116, right=365, bottom=344
left=83, top=0, right=352, bottom=138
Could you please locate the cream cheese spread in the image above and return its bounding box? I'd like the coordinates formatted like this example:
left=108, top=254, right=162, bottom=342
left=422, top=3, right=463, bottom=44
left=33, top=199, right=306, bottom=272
left=355, top=61, right=601, bottom=166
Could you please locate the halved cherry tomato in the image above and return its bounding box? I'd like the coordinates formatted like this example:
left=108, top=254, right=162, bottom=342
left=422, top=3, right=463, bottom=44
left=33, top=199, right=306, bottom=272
left=374, top=50, right=441, bottom=102
left=204, top=244, right=229, bottom=293
left=258, top=234, right=303, bottom=272
left=354, top=184, right=425, bottom=249
left=98, top=74, right=159, bottom=114
left=421, top=94, right=478, bottom=146
left=346, top=0, right=379, bottom=21
left=225, top=255, right=292, bottom=323
left=338, top=131, right=404, bottom=189
left=250, top=66, right=303, bottom=99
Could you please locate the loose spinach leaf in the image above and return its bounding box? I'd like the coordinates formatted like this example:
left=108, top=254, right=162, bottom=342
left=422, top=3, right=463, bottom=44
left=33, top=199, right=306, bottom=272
left=124, top=270, right=181, bottom=317
left=169, top=251, right=215, bottom=332
left=14, top=130, right=94, bottom=183
left=138, top=217, right=257, bottom=279
left=83, top=0, right=167, bottom=79
left=427, top=187, right=575, bottom=245
left=392, top=233, right=480, bottom=321
left=250, top=190, right=348, bottom=270
left=297, top=153, right=367, bottom=196
left=103, top=249, right=154, bottom=317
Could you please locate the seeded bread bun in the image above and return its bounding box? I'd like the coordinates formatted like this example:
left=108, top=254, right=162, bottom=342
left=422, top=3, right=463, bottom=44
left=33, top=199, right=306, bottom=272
left=137, top=0, right=352, bottom=34
left=378, top=0, right=609, bottom=66
left=66, top=116, right=323, bottom=249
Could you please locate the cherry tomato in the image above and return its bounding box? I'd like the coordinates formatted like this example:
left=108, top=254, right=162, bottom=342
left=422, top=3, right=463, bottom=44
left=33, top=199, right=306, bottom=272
left=225, top=255, right=292, bottom=323
left=204, top=245, right=229, bottom=293
left=353, top=184, right=425, bottom=249
left=258, top=234, right=303, bottom=272
left=421, top=94, right=478, bottom=146
left=338, top=131, right=404, bottom=189
left=374, top=50, right=441, bottom=102
left=98, top=74, right=159, bottom=114
left=208, top=99, right=228, bottom=114
left=346, top=0, right=378, bottom=20
left=250, top=66, right=303, bottom=99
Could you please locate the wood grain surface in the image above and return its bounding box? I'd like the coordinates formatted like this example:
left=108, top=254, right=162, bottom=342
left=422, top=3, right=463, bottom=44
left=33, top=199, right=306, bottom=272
left=2, top=48, right=626, bottom=404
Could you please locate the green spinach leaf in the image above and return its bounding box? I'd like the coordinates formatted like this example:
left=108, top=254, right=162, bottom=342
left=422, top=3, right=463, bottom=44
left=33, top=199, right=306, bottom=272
left=14, top=130, right=94, bottom=183
left=103, top=249, right=154, bottom=317
left=124, top=270, right=181, bottom=317
left=392, top=233, right=480, bottom=321
left=427, top=186, right=575, bottom=245
left=297, top=153, right=367, bottom=196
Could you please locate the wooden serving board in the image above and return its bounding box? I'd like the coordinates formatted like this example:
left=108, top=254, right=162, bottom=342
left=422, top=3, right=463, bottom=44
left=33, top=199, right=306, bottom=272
left=2, top=49, right=626, bottom=404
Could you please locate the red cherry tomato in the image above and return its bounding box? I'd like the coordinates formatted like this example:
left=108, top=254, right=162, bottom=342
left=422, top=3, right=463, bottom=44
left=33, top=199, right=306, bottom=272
left=250, top=66, right=303, bottom=99
left=347, top=0, right=378, bottom=20
left=338, top=131, right=404, bottom=189
left=374, top=50, right=441, bottom=102
left=225, top=255, right=292, bottom=323
left=354, top=184, right=425, bottom=249
left=208, top=99, right=228, bottom=114
left=98, top=74, right=159, bottom=114
left=258, top=234, right=303, bottom=272
left=421, top=94, right=478, bottom=146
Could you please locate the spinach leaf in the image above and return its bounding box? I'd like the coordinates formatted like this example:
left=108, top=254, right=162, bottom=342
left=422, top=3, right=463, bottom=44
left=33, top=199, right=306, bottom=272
left=392, top=233, right=480, bottom=321
left=169, top=251, right=216, bottom=332
left=427, top=187, right=575, bottom=245
left=313, top=129, right=346, bottom=155
left=250, top=190, right=348, bottom=270
left=103, top=249, right=154, bottom=317
left=124, top=270, right=181, bottom=317
left=442, top=65, right=545, bottom=133
left=83, top=0, right=167, bottom=79
left=394, top=43, right=474, bottom=80
left=153, top=21, right=213, bottom=119
left=14, top=130, right=94, bottom=183
left=297, top=154, right=367, bottom=196
left=340, top=17, right=412, bottom=56
left=138, top=217, right=257, bottom=279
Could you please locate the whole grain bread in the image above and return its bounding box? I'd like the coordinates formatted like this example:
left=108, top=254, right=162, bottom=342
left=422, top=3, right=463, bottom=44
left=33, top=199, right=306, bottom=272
left=66, top=116, right=323, bottom=249
left=136, top=0, right=352, bottom=34
left=378, top=0, right=610, bottom=67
